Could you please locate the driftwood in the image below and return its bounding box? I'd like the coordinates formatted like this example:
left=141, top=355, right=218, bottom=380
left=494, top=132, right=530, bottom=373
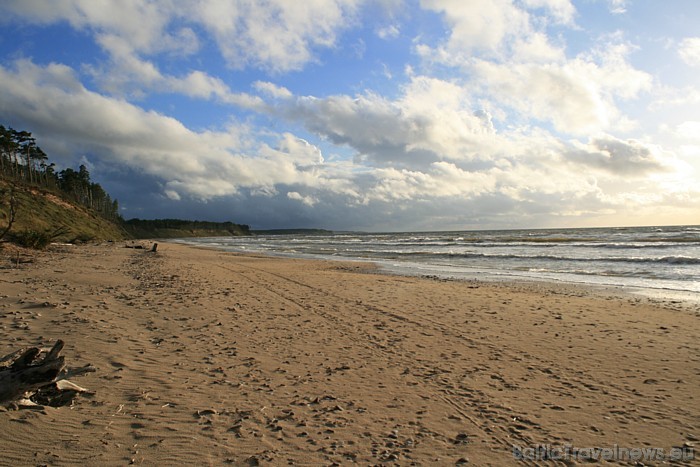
left=124, top=242, right=158, bottom=252
left=0, top=340, right=94, bottom=408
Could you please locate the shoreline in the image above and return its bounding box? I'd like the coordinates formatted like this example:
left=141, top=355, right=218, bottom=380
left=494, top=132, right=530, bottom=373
left=169, top=224, right=700, bottom=305
left=171, top=238, right=700, bottom=314
left=1, top=241, right=698, bottom=465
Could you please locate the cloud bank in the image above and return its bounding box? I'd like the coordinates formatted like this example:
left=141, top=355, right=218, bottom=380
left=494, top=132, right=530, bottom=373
left=0, top=0, right=697, bottom=230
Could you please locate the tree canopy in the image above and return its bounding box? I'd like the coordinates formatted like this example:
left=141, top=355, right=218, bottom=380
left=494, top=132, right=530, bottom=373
left=0, top=124, right=120, bottom=221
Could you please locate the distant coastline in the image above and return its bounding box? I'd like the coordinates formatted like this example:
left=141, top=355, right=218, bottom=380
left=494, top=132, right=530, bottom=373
left=123, top=218, right=250, bottom=239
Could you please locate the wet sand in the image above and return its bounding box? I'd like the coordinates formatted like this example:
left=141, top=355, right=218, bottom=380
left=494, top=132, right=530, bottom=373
left=0, top=241, right=698, bottom=465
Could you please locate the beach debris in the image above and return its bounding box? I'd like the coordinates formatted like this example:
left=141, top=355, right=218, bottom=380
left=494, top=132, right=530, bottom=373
left=0, top=340, right=95, bottom=408
left=123, top=242, right=158, bottom=252
left=196, top=408, right=218, bottom=417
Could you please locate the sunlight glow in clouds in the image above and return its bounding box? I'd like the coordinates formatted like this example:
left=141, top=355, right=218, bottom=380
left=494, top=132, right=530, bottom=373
left=0, top=0, right=698, bottom=230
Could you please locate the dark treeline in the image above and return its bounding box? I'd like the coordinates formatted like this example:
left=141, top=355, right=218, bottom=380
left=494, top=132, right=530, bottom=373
left=124, top=218, right=250, bottom=236
left=0, top=124, right=120, bottom=221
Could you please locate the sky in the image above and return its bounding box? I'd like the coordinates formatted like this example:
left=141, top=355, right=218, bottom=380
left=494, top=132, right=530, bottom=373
left=0, top=0, right=698, bottom=231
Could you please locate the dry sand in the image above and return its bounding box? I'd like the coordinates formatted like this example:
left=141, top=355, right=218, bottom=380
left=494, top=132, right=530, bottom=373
left=0, top=241, right=698, bottom=465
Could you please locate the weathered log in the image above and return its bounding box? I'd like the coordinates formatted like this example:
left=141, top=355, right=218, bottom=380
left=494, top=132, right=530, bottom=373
left=0, top=340, right=94, bottom=407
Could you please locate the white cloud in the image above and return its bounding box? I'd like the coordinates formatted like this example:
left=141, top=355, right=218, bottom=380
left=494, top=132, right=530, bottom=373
left=607, top=0, right=627, bottom=14
left=520, top=0, right=575, bottom=24
left=377, top=24, right=400, bottom=39
left=189, top=0, right=363, bottom=72
left=677, top=121, right=700, bottom=141
left=511, top=31, right=565, bottom=63
left=369, top=161, right=497, bottom=202
left=471, top=42, right=652, bottom=135
left=287, top=191, right=318, bottom=206
left=164, top=189, right=181, bottom=201
left=420, top=0, right=529, bottom=57
left=0, top=58, right=694, bottom=229
left=679, top=37, right=700, bottom=67
left=566, top=136, right=675, bottom=176
left=417, top=0, right=569, bottom=62
left=0, top=2, right=696, bottom=229
left=0, top=60, right=339, bottom=201
left=276, top=134, right=325, bottom=165
left=253, top=81, right=293, bottom=99
left=1, top=0, right=194, bottom=55
left=277, top=76, right=504, bottom=170
left=414, top=2, right=651, bottom=137
left=170, top=70, right=230, bottom=100
left=1, top=0, right=364, bottom=82
left=262, top=72, right=690, bottom=214
left=83, top=46, right=265, bottom=108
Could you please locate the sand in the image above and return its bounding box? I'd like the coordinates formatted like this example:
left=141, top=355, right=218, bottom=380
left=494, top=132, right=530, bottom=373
left=0, top=241, right=697, bottom=465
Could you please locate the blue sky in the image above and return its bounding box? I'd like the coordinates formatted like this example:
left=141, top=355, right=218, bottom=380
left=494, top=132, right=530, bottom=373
left=0, top=0, right=698, bottom=231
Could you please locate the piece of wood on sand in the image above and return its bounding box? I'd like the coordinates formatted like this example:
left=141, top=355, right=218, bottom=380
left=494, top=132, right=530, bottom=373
left=0, top=340, right=95, bottom=408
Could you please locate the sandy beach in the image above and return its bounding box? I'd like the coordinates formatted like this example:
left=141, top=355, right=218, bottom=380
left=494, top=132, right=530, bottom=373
left=0, top=241, right=698, bottom=465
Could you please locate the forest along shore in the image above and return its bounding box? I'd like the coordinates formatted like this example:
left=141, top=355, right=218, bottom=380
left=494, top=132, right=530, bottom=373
left=0, top=242, right=697, bottom=465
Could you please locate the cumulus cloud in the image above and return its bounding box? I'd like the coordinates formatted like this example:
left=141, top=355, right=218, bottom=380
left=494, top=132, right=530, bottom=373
left=417, top=0, right=569, bottom=62
left=1, top=0, right=197, bottom=56
left=287, top=191, right=318, bottom=206
left=0, top=1, right=696, bottom=229
left=169, top=71, right=260, bottom=107
left=415, top=0, right=650, bottom=137
left=275, top=76, right=503, bottom=170
left=0, top=0, right=364, bottom=91
left=0, top=57, right=692, bottom=229
left=679, top=37, right=700, bottom=67
left=607, top=0, right=627, bottom=14
left=84, top=44, right=266, bottom=108
left=255, top=73, right=686, bottom=217
left=0, top=60, right=572, bottom=209
left=377, top=24, right=400, bottom=39
left=471, top=46, right=652, bottom=135
left=253, top=81, right=293, bottom=99
left=419, top=0, right=528, bottom=56
left=186, top=0, right=363, bottom=72
left=0, top=60, right=335, bottom=200
left=275, top=134, right=325, bottom=165
left=368, top=162, right=497, bottom=202
left=520, top=0, right=575, bottom=24
left=73, top=32, right=265, bottom=108
left=2, top=0, right=362, bottom=71
left=566, top=137, right=675, bottom=176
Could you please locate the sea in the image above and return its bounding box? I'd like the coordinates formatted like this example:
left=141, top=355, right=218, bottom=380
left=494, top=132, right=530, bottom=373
left=174, top=225, right=700, bottom=302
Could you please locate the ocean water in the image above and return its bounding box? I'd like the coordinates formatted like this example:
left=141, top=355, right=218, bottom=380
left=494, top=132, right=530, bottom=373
left=175, top=225, right=700, bottom=299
